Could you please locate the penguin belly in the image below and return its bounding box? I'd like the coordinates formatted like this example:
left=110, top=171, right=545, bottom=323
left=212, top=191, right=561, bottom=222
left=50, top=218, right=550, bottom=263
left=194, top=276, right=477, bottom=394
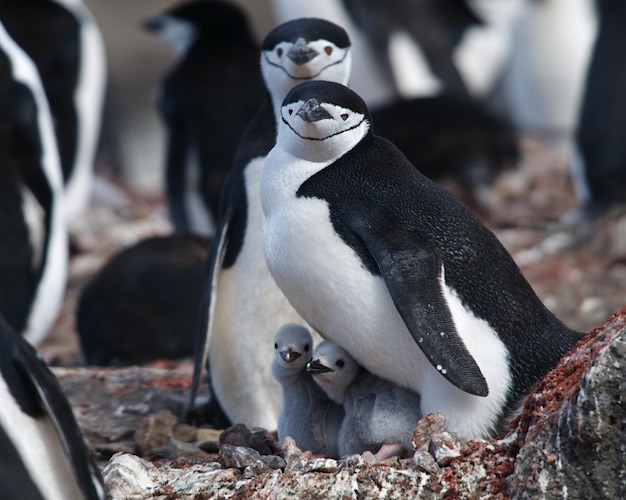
left=263, top=185, right=512, bottom=439
left=209, top=158, right=307, bottom=430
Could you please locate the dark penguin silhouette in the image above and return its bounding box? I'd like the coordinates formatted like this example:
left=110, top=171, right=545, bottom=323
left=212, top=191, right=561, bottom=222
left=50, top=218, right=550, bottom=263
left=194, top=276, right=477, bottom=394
left=371, top=94, right=519, bottom=209
left=0, top=313, right=104, bottom=498
left=188, top=18, right=352, bottom=430
left=0, top=22, right=68, bottom=346
left=261, top=80, right=584, bottom=441
left=0, top=0, right=107, bottom=218
left=77, top=234, right=209, bottom=366
left=341, top=0, right=481, bottom=97
left=144, top=0, right=264, bottom=236
left=573, top=0, right=626, bottom=215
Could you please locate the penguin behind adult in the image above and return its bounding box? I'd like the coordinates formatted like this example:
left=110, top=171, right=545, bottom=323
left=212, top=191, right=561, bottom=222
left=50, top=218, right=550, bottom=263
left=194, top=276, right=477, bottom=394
left=572, top=0, right=626, bottom=216
left=0, top=0, right=107, bottom=219
left=189, top=18, right=353, bottom=431
left=307, top=340, right=422, bottom=459
left=260, top=80, right=585, bottom=441
left=77, top=233, right=209, bottom=366
left=0, top=313, right=104, bottom=499
left=144, top=0, right=264, bottom=236
left=0, top=22, right=68, bottom=347
left=371, top=94, right=520, bottom=211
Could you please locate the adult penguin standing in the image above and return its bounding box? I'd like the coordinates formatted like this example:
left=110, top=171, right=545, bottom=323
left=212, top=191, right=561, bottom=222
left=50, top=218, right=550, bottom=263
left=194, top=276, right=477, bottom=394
left=189, top=18, right=353, bottom=430
left=144, top=0, right=264, bottom=236
left=260, top=80, right=584, bottom=441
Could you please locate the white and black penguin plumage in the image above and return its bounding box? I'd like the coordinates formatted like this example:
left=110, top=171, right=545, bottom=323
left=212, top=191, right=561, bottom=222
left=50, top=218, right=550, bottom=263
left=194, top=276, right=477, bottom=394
left=308, top=340, right=421, bottom=460
left=271, top=324, right=343, bottom=456
left=0, top=0, right=107, bottom=219
left=572, top=0, right=626, bottom=215
left=144, top=0, right=264, bottom=236
left=188, top=18, right=352, bottom=430
left=0, top=313, right=104, bottom=499
left=0, top=22, right=68, bottom=347
left=260, top=80, right=585, bottom=441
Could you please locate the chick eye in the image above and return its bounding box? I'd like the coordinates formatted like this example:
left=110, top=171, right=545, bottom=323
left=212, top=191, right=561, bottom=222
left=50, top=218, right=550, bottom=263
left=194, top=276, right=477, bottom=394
left=325, top=46, right=332, bottom=55
left=277, top=48, right=283, bottom=57
left=304, top=344, right=310, bottom=352
left=340, top=113, right=348, bottom=121
left=274, top=343, right=278, bottom=350
left=336, top=359, right=345, bottom=368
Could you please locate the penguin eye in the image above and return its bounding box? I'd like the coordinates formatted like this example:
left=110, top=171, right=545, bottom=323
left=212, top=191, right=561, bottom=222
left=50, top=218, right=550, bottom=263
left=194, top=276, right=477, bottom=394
left=276, top=48, right=283, bottom=57
left=288, top=108, right=293, bottom=115
left=304, top=344, right=310, bottom=352
left=325, top=46, right=333, bottom=55
left=340, top=113, right=348, bottom=121
left=274, top=343, right=278, bottom=350
left=336, top=359, right=345, bottom=368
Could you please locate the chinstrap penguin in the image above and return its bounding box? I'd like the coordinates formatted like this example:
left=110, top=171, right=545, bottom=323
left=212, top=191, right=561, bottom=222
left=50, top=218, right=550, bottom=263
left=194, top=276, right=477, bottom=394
left=0, top=313, right=104, bottom=499
left=308, top=340, right=422, bottom=459
left=0, top=0, right=107, bottom=219
left=260, top=80, right=585, bottom=441
left=77, top=234, right=209, bottom=366
left=188, top=18, right=352, bottom=430
left=144, top=0, right=264, bottom=236
left=0, top=22, right=68, bottom=347
left=271, top=323, right=343, bottom=456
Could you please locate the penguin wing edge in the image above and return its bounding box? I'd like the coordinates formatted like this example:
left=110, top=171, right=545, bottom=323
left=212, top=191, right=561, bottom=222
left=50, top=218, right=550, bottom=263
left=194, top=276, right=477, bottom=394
left=363, top=227, right=489, bottom=397
left=188, top=216, right=230, bottom=411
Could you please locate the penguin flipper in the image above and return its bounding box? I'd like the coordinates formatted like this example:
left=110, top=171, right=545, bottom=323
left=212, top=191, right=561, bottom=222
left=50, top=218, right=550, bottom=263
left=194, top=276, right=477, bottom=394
left=0, top=315, right=104, bottom=498
left=363, top=227, right=489, bottom=397
left=188, top=214, right=230, bottom=412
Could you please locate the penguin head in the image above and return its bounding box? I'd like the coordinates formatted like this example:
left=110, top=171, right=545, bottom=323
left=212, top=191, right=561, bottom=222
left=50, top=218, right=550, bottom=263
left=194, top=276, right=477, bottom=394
left=261, top=18, right=352, bottom=107
left=144, top=0, right=254, bottom=56
left=273, top=323, right=313, bottom=370
left=277, top=80, right=372, bottom=163
left=307, top=340, right=359, bottom=404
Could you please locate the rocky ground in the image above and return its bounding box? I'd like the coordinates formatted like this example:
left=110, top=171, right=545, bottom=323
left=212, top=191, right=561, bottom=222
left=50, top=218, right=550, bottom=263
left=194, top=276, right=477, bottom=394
left=37, top=137, right=626, bottom=498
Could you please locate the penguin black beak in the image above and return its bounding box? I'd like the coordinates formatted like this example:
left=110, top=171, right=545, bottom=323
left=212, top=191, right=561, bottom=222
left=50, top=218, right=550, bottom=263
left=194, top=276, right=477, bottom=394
left=297, top=98, right=333, bottom=123
left=287, top=37, right=319, bottom=64
left=306, top=359, right=333, bottom=374
left=280, top=349, right=301, bottom=363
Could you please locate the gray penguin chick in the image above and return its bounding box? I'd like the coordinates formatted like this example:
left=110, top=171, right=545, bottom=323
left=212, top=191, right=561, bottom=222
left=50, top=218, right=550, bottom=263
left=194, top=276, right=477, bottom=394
left=308, top=340, right=422, bottom=459
left=271, top=324, right=343, bottom=456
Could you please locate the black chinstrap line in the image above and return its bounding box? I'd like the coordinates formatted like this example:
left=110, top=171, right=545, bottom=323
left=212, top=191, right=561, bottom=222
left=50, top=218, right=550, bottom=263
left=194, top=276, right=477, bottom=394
left=262, top=50, right=349, bottom=80
left=282, top=114, right=365, bottom=141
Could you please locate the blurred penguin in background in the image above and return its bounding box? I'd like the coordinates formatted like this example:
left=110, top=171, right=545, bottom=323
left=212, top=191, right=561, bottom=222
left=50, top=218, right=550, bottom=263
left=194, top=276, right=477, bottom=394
left=144, top=0, right=264, bottom=236
left=0, top=313, right=104, bottom=499
left=0, top=0, right=107, bottom=220
left=0, top=22, right=68, bottom=347
left=77, top=234, right=209, bottom=366
left=572, top=0, right=626, bottom=216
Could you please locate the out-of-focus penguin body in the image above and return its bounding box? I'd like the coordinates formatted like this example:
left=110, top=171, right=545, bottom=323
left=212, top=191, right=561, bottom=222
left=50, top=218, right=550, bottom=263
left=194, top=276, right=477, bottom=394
left=0, top=313, right=104, bottom=499
left=0, top=0, right=107, bottom=218
left=0, top=22, right=68, bottom=346
left=261, top=80, right=584, bottom=441
left=144, top=0, right=264, bottom=236
left=573, top=0, right=626, bottom=213
left=77, top=234, right=209, bottom=366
